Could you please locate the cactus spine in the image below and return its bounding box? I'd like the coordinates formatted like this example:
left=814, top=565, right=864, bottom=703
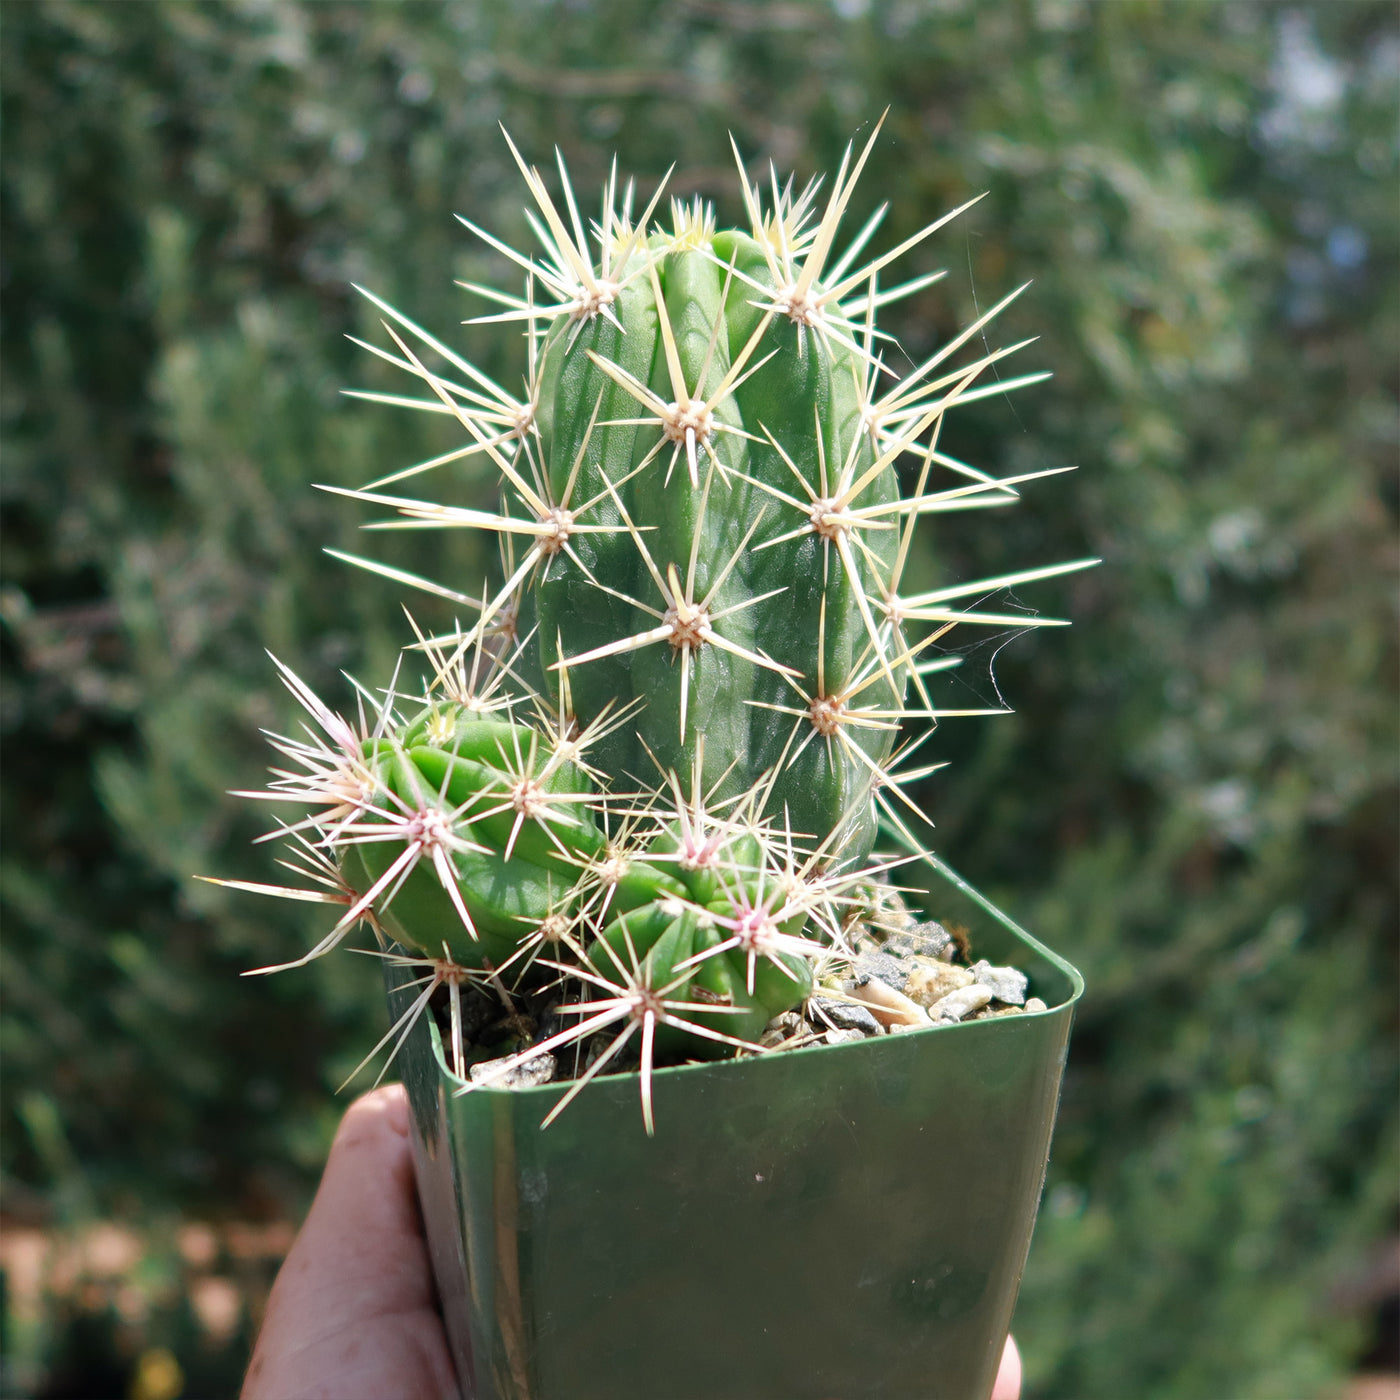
left=220, top=122, right=1094, bottom=1130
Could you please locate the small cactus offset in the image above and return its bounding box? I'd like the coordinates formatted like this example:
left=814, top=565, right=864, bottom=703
left=219, top=121, right=1094, bottom=1130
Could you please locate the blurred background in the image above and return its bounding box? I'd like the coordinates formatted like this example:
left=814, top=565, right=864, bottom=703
left=2, top=2, right=1396, bottom=1396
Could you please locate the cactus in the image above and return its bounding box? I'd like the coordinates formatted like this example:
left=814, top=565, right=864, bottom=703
left=215, top=121, right=1095, bottom=1131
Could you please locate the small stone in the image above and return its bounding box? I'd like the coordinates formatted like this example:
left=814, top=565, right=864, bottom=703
left=970, top=960, right=1029, bottom=1005
left=811, top=997, right=883, bottom=1037
left=822, top=1028, right=865, bottom=1046
left=470, top=1052, right=557, bottom=1089
left=761, top=1010, right=811, bottom=1047
left=846, top=974, right=929, bottom=1028
left=880, top=932, right=920, bottom=959
left=929, top=985, right=994, bottom=1023
left=910, top=920, right=957, bottom=961
left=1025, top=997, right=1048, bottom=1013
left=904, top=960, right=975, bottom=1007
left=853, top=950, right=909, bottom=991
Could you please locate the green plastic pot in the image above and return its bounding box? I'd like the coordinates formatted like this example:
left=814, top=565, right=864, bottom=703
left=385, top=858, right=1082, bottom=1400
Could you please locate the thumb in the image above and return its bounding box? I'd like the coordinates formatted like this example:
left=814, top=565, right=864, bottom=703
left=242, top=1084, right=457, bottom=1400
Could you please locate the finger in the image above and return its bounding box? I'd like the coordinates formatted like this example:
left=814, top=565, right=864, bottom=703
left=242, top=1084, right=457, bottom=1400
left=991, top=1333, right=1022, bottom=1400
left=275, top=1083, right=426, bottom=1312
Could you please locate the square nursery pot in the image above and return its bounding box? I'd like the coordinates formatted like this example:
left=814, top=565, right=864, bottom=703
left=385, top=859, right=1083, bottom=1400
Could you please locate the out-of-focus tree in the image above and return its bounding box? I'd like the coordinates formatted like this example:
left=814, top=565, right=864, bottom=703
left=2, top=3, right=1394, bottom=1396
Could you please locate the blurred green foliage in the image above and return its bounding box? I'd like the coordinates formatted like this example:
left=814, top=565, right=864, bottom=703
left=2, top=2, right=1395, bottom=1397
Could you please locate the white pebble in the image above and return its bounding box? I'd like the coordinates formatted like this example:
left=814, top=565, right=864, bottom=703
left=970, top=960, right=1030, bottom=1005
left=929, top=985, right=994, bottom=1023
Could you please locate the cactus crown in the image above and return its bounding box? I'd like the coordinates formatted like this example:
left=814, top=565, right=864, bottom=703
left=216, top=121, right=1095, bottom=1131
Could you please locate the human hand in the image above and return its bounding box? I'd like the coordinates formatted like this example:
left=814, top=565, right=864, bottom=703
left=243, top=1084, right=1021, bottom=1400
left=241, top=1085, right=457, bottom=1399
